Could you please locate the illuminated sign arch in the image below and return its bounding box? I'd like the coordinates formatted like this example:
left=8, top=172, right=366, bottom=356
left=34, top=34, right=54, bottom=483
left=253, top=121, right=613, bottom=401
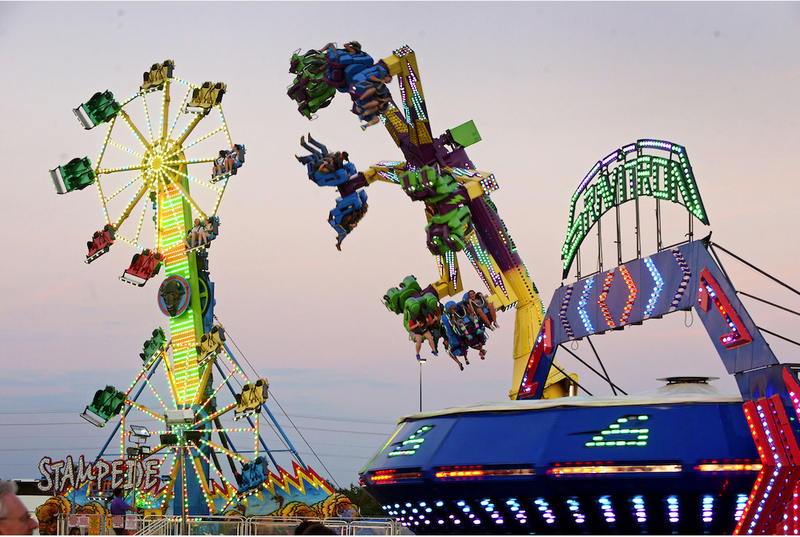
left=519, top=240, right=779, bottom=401
left=561, top=140, right=709, bottom=278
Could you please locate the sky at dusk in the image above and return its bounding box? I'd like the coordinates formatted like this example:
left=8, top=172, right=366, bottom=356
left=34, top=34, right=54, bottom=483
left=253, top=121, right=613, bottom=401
left=2, top=2, right=800, bottom=490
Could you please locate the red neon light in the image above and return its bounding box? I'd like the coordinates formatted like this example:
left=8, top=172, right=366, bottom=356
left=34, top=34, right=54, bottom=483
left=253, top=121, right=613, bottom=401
left=369, top=469, right=422, bottom=485
left=618, top=266, right=638, bottom=325
left=598, top=269, right=615, bottom=328
left=518, top=318, right=553, bottom=398
left=434, top=466, right=534, bottom=480
left=697, top=268, right=752, bottom=349
left=531, top=317, right=554, bottom=364
left=735, top=395, right=800, bottom=534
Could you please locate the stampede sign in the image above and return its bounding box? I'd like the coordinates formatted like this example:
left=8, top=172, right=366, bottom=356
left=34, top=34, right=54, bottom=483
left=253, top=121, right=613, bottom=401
left=37, top=455, right=161, bottom=494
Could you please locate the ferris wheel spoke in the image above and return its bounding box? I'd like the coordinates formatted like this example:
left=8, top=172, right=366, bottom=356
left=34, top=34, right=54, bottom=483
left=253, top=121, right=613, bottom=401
left=161, top=359, right=178, bottom=409
left=169, top=112, right=206, bottom=155
left=197, top=437, right=248, bottom=465
left=114, top=179, right=151, bottom=230
left=140, top=91, right=155, bottom=144
left=166, top=87, right=194, bottom=141
left=195, top=404, right=238, bottom=429
left=194, top=446, right=241, bottom=503
left=159, top=80, right=172, bottom=142
left=94, top=117, right=117, bottom=171
left=158, top=349, right=181, bottom=406
left=187, top=453, right=217, bottom=514
left=142, top=374, right=169, bottom=412
left=100, top=172, right=145, bottom=204
left=216, top=108, right=234, bottom=148
left=196, top=366, right=238, bottom=411
left=171, top=124, right=226, bottom=160
left=126, top=400, right=167, bottom=422
left=173, top=161, right=224, bottom=194
left=130, top=196, right=150, bottom=248
left=98, top=163, right=147, bottom=176
left=118, top=109, right=152, bottom=150
left=166, top=175, right=207, bottom=219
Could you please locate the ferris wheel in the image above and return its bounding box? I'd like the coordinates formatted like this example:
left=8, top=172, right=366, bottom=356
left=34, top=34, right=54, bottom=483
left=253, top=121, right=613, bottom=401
left=50, top=61, right=333, bottom=522
left=51, top=60, right=243, bottom=285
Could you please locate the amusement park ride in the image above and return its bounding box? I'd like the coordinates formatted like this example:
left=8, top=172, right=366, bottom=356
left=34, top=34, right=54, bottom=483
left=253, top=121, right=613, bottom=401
left=49, top=61, right=335, bottom=527
left=286, top=42, right=800, bottom=535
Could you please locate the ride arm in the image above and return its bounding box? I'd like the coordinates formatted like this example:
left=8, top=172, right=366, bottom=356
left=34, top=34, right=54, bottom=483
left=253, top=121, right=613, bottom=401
left=379, top=47, right=435, bottom=165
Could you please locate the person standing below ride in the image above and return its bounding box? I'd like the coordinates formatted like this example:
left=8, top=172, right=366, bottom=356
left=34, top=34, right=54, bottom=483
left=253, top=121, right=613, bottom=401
left=0, top=480, right=38, bottom=535
left=410, top=314, right=437, bottom=362
left=467, top=290, right=499, bottom=330
left=109, top=487, right=138, bottom=535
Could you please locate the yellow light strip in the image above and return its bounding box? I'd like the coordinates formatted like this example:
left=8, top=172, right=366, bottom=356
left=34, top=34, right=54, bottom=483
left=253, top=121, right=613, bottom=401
left=160, top=80, right=170, bottom=142
left=113, top=179, right=151, bottom=230
left=163, top=174, right=206, bottom=220
left=187, top=453, right=216, bottom=514
left=118, top=109, right=150, bottom=150
left=167, top=86, right=192, bottom=141
left=253, top=410, right=259, bottom=457
left=696, top=463, right=762, bottom=472
left=141, top=87, right=154, bottom=144
left=133, top=193, right=148, bottom=247
left=161, top=358, right=178, bottom=408
left=218, top=346, right=249, bottom=384
left=143, top=373, right=169, bottom=411
left=127, top=400, right=167, bottom=422
left=197, top=438, right=248, bottom=464
left=172, top=163, right=224, bottom=194
left=94, top=120, right=115, bottom=225
left=370, top=472, right=421, bottom=482
left=105, top=139, right=146, bottom=159
left=550, top=464, right=682, bottom=475
left=167, top=126, right=225, bottom=159
left=193, top=403, right=236, bottom=428
left=103, top=173, right=145, bottom=203
left=217, top=107, right=233, bottom=149
left=434, top=468, right=535, bottom=479
left=170, top=113, right=205, bottom=155
left=196, top=366, right=236, bottom=410
left=98, top=164, right=147, bottom=174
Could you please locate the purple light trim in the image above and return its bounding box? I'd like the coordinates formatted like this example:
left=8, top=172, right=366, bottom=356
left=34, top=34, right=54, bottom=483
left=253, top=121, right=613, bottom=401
left=669, top=249, right=691, bottom=312
left=451, top=168, right=480, bottom=178
left=602, top=151, right=620, bottom=166
left=559, top=286, right=574, bottom=339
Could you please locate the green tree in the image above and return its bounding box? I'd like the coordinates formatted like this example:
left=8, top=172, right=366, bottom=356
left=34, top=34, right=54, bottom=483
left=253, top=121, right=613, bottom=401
left=335, top=483, right=387, bottom=517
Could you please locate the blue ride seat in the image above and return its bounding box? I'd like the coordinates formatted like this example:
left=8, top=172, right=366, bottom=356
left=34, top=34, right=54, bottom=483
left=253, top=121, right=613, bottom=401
left=442, top=311, right=467, bottom=357
left=326, top=48, right=375, bottom=90
left=211, top=145, right=245, bottom=183
left=311, top=161, right=356, bottom=187
left=205, top=216, right=220, bottom=242
left=329, top=190, right=367, bottom=225
left=350, top=64, right=390, bottom=86
left=240, top=456, right=269, bottom=493
left=463, top=291, right=492, bottom=328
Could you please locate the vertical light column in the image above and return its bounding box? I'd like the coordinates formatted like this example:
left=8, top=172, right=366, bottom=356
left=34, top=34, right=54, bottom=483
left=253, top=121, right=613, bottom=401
left=159, top=181, right=201, bottom=405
